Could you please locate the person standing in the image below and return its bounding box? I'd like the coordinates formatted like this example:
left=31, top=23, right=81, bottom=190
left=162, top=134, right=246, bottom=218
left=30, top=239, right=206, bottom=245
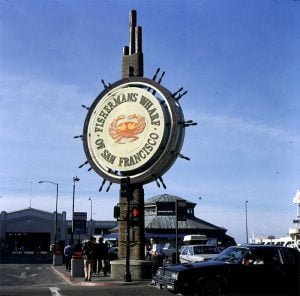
left=82, top=237, right=94, bottom=281
left=149, top=238, right=163, bottom=285
left=63, top=241, right=74, bottom=272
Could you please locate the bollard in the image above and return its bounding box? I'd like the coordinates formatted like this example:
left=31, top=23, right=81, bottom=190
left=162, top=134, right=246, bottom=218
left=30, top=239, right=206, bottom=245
left=53, top=250, right=62, bottom=266
left=71, top=252, right=84, bottom=277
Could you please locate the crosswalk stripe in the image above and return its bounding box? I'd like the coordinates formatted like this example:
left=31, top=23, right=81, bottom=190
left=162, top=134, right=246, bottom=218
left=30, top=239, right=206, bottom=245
left=49, top=287, right=62, bottom=296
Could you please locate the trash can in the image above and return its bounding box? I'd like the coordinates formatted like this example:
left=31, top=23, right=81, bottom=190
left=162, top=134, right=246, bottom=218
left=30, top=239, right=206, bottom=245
left=71, top=252, right=84, bottom=277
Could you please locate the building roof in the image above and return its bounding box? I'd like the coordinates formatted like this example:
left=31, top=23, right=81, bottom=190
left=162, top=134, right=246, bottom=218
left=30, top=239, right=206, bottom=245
left=145, top=215, right=226, bottom=232
left=145, top=193, right=196, bottom=206
left=1, top=207, right=59, bottom=221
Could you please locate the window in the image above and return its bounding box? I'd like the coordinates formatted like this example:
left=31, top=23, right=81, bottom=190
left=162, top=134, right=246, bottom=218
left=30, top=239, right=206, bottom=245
left=181, top=247, right=188, bottom=255
left=281, top=248, right=296, bottom=265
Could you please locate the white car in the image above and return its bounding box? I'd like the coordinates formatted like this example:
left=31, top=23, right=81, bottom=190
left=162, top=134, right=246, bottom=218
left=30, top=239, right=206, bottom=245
left=179, top=244, right=219, bottom=263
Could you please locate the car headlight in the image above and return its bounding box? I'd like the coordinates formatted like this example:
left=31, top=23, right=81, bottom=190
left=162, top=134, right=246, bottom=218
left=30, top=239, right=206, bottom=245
left=171, top=272, right=179, bottom=280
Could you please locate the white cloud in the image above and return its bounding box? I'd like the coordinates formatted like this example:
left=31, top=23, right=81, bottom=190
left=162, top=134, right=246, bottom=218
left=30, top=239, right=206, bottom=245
left=194, top=112, right=298, bottom=143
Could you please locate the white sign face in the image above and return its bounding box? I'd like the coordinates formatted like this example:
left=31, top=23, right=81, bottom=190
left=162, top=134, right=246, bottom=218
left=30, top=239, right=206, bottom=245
left=87, top=86, right=165, bottom=172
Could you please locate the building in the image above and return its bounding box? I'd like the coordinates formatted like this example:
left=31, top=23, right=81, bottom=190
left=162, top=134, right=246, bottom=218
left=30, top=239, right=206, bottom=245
left=0, top=194, right=235, bottom=253
left=0, top=208, right=116, bottom=253
left=144, top=194, right=236, bottom=247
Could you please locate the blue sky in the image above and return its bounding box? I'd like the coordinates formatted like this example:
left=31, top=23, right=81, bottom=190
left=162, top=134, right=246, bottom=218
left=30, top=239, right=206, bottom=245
left=0, top=0, right=299, bottom=244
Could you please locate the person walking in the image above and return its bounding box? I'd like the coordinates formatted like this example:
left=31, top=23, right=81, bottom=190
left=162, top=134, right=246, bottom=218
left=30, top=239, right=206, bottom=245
left=149, top=238, right=163, bottom=285
left=63, top=241, right=74, bottom=272
left=93, top=237, right=108, bottom=276
left=82, top=237, right=94, bottom=281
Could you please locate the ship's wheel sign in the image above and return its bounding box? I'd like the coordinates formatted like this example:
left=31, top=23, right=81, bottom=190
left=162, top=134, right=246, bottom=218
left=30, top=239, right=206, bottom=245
left=82, top=76, right=193, bottom=185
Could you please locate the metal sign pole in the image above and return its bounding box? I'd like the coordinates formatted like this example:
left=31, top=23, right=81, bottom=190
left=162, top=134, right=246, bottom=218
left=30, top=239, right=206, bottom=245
left=124, top=177, right=132, bottom=282
left=175, top=200, right=178, bottom=263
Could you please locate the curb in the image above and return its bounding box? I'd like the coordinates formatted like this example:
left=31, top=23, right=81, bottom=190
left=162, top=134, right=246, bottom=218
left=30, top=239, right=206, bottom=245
left=51, top=266, right=150, bottom=287
left=51, top=266, right=73, bottom=285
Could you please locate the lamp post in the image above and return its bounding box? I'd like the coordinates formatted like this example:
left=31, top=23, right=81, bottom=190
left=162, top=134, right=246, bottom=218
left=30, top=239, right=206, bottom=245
left=71, top=176, right=80, bottom=242
left=88, top=197, right=93, bottom=236
left=38, top=180, right=59, bottom=246
left=245, top=200, right=249, bottom=244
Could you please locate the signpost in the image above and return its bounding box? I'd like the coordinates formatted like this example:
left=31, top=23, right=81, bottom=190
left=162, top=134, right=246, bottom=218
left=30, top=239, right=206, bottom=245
left=73, top=212, right=87, bottom=235
left=77, top=10, right=196, bottom=281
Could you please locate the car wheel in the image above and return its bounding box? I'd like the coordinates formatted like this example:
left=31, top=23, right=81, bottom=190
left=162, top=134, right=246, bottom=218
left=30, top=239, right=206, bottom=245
left=198, top=279, right=222, bottom=296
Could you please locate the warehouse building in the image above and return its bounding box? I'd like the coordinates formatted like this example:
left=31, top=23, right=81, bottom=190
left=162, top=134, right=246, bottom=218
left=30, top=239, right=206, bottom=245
left=0, top=194, right=235, bottom=253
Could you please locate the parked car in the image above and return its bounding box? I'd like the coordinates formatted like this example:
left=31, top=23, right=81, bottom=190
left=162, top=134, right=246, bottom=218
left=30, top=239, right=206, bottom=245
left=161, top=243, right=181, bottom=263
left=108, top=246, right=118, bottom=260
left=180, top=244, right=219, bottom=263
left=155, top=245, right=300, bottom=296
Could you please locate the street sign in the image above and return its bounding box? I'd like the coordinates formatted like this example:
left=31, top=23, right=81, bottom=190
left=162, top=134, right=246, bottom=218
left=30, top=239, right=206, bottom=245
left=73, top=212, right=87, bottom=234
left=156, top=201, right=176, bottom=215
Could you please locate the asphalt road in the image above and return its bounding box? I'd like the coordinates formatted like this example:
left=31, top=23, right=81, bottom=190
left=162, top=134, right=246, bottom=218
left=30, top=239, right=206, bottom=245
left=0, top=259, right=170, bottom=296
left=0, top=286, right=169, bottom=296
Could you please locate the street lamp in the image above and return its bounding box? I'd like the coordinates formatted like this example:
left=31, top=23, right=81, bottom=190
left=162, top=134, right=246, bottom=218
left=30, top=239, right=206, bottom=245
left=88, top=197, right=93, bottom=235
left=245, top=200, right=249, bottom=244
left=38, top=180, right=59, bottom=246
left=71, top=176, right=80, bottom=241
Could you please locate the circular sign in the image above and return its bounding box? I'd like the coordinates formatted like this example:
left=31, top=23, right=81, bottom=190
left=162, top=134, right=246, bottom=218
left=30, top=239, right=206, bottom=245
left=83, top=77, right=185, bottom=184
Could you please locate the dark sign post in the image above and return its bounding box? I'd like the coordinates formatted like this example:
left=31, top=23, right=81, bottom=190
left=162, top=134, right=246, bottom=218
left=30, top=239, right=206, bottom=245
left=157, top=200, right=187, bottom=263
left=121, top=177, right=132, bottom=282
left=175, top=200, right=187, bottom=263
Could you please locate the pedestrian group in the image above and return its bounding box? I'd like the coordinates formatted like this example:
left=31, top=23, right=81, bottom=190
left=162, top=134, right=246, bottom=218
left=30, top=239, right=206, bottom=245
left=63, top=236, right=110, bottom=281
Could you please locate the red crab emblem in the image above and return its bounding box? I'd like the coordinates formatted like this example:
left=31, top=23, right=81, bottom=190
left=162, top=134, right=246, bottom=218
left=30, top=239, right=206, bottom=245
left=108, top=114, right=146, bottom=144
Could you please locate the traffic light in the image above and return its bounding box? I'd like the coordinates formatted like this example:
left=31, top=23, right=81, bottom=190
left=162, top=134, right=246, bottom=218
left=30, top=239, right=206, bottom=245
left=130, top=204, right=141, bottom=225
left=120, top=177, right=131, bottom=199
left=113, top=204, right=120, bottom=220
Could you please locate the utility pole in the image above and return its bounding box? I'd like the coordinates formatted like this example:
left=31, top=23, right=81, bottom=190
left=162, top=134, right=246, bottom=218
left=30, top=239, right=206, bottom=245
left=89, top=197, right=93, bottom=236
left=71, top=176, right=80, bottom=242
left=245, top=201, right=249, bottom=244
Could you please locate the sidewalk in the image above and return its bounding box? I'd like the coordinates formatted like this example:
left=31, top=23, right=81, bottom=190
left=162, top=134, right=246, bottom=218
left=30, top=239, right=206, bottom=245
left=51, top=265, right=150, bottom=287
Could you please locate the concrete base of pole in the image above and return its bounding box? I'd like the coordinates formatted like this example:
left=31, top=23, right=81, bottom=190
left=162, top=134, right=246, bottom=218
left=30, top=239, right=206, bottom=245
left=53, top=254, right=62, bottom=266
left=110, top=259, right=152, bottom=281
left=71, top=258, right=84, bottom=277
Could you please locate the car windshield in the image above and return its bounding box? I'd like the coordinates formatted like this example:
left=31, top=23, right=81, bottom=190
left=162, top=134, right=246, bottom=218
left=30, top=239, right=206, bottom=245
left=193, top=246, right=219, bottom=255
left=213, top=247, right=248, bottom=263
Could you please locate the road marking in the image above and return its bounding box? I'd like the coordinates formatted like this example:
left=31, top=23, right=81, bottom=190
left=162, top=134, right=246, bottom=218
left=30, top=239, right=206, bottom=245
left=49, top=287, right=62, bottom=296
left=8, top=272, right=39, bottom=279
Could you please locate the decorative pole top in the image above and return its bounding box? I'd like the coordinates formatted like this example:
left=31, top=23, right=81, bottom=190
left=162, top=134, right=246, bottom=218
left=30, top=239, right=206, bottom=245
left=121, top=10, right=143, bottom=78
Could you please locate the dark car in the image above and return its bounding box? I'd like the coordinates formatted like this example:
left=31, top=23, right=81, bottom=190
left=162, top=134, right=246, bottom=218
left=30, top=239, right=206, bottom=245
left=155, top=245, right=300, bottom=296
left=108, top=246, right=118, bottom=260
